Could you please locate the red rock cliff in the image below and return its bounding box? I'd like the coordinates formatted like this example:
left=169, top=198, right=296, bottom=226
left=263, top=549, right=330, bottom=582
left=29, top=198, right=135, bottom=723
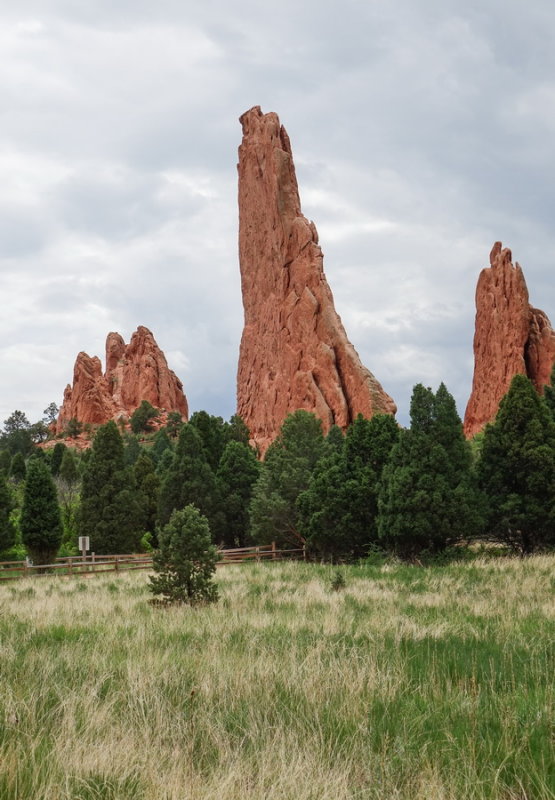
left=236, top=106, right=396, bottom=453
left=57, top=326, right=188, bottom=433
left=464, top=242, right=555, bottom=437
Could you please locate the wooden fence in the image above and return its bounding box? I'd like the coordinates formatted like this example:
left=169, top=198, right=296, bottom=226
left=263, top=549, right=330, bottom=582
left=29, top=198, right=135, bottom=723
left=0, top=543, right=305, bottom=582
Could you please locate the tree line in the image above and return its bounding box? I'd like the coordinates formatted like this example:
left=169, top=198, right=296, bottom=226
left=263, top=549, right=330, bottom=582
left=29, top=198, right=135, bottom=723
left=2, top=370, right=555, bottom=565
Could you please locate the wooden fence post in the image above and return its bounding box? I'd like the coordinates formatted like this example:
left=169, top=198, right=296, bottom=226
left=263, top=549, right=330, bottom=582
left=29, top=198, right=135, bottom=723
left=272, top=541, right=276, bottom=560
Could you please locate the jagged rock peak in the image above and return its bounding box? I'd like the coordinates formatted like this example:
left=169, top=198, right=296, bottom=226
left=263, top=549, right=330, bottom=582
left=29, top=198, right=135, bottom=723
left=56, top=326, right=188, bottom=433
left=236, top=106, right=396, bottom=454
left=464, top=242, right=555, bottom=437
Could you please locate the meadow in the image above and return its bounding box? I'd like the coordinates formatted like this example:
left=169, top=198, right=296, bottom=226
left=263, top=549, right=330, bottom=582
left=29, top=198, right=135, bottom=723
left=0, top=556, right=553, bottom=800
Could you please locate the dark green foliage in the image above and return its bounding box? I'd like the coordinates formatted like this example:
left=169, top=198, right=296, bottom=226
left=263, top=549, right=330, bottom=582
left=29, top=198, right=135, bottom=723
left=29, top=421, right=49, bottom=443
left=378, top=384, right=478, bottom=559
left=149, top=505, right=220, bottom=605
left=79, top=421, right=142, bottom=554
left=0, top=473, right=16, bottom=553
left=65, top=418, right=82, bottom=438
left=165, top=411, right=183, bottom=439
left=42, top=402, right=59, bottom=426
left=0, top=449, right=11, bottom=475
left=1, top=411, right=34, bottom=456
left=325, top=424, right=344, bottom=453
left=10, top=452, right=26, bottom=482
left=189, top=411, right=227, bottom=471
left=227, top=414, right=251, bottom=447
left=134, top=452, right=160, bottom=546
left=20, top=458, right=62, bottom=564
left=3, top=410, right=30, bottom=434
left=250, top=411, right=326, bottom=548
left=50, top=442, right=66, bottom=476
left=215, top=441, right=260, bottom=547
left=152, top=428, right=172, bottom=461
left=157, top=424, right=217, bottom=529
left=130, top=401, right=159, bottom=434
left=123, top=434, right=141, bottom=466
left=59, top=448, right=79, bottom=486
left=298, top=414, right=399, bottom=560
left=543, top=362, right=555, bottom=420
left=478, top=374, right=555, bottom=553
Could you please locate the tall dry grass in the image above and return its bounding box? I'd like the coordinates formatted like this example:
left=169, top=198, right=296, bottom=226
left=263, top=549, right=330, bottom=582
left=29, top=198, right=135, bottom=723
left=0, top=556, right=553, bottom=799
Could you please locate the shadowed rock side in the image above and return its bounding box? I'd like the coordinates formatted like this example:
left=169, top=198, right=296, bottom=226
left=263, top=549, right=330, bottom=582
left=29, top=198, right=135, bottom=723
left=56, top=326, right=188, bottom=432
left=464, top=242, right=555, bottom=437
left=236, top=106, right=396, bottom=453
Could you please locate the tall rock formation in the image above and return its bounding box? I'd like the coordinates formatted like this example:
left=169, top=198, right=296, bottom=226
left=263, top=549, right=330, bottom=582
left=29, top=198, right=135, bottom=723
left=464, top=242, right=555, bottom=437
left=236, top=106, right=396, bottom=453
left=56, top=326, right=188, bottom=433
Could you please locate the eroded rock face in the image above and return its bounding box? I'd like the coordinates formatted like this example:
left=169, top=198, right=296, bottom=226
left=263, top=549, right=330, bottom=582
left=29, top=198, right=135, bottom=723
left=57, top=326, right=188, bottom=433
left=236, top=106, right=396, bottom=453
left=464, top=242, right=555, bottom=437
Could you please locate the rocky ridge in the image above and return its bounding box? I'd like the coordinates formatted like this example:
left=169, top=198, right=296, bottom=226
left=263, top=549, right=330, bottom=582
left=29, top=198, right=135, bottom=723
left=464, top=242, right=555, bottom=437
left=56, top=326, right=188, bottom=433
left=236, top=106, right=396, bottom=453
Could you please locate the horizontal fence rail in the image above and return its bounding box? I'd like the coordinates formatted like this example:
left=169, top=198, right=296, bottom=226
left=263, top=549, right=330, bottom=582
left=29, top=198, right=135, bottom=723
left=0, top=544, right=305, bottom=582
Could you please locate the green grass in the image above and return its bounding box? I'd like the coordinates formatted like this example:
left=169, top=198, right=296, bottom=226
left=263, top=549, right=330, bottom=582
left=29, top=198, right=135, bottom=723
left=0, top=556, right=553, bottom=799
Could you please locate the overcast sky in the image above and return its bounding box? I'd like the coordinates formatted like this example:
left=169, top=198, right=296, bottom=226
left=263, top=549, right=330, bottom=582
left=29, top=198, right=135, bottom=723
left=1, top=0, right=554, bottom=429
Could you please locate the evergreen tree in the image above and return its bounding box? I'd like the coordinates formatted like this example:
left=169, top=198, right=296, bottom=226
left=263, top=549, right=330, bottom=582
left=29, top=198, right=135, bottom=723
left=478, top=374, right=555, bottom=553
left=10, top=452, right=26, bottom=482
left=152, top=428, right=172, bottom=462
left=57, top=448, right=81, bottom=551
left=134, top=452, right=160, bottom=546
left=130, top=401, right=159, bottom=434
left=227, top=415, right=251, bottom=447
left=65, top=418, right=82, bottom=438
left=0, top=472, right=16, bottom=553
left=189, top=411, right=227, bottom=471
left=165, top=411, right=183, bottom=439
left=0, top=449, right=11, bottom=476
left=216, top=441, right=260, bottom=548
left=378, top=384, right=477, bottom=559
left=59, top=448, right=79, bottom=486
left=157, top=424, right=217, bottom=529
left=543, top=363, right=555, bottom=420
left=79, top=421, right=142, bottom=554
left=20, top=458, right=62, bottom=564
left=123, top=434, right=141, bottom=466
left=298, top=414, right=399, bottom=560
left=250, top=411, right=325, bottom=547
left=325, top=424, right=345, bottom=453
left=50, top=442, right=66, bottom=477
left=149, top=505, right=220, bottom=605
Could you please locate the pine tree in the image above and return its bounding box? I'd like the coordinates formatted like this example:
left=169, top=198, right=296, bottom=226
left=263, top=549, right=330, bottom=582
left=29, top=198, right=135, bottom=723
left=543, top=363, right=555, bottom=420
left=10, top=452, right=26, bottom=482
left=152, top=429, right=173, bottom=462
left=79, top=421, right=142, bottom=554
left=149, top=505, right=220, bottom=604
left=478, top=374, right=555, bottom=553
left=0, top=449, right=11, bottom=476
left=21, top=458, right=62, bottom=564
left=189, top=411, right=228, bottom=471
left=298, top=414, right=399, bottom=560
left=250, top=410, right=326, bottom=547
left=134, top=452, right=160, bottom=546
left=50, top=442, right=66, bottom=477
left=216, top=441, right=260, bottom=547
left=0, top=472, right=16, bottom=553
left=378, top=384, right=477, bottom=559
left=130, top=401, right=159, bottom=434
left=157, top=424, right=217, bottom=529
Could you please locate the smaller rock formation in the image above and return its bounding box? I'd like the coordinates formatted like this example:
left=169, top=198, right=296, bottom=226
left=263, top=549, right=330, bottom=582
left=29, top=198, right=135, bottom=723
left=236, top=106, right=396, bottom=453
left=464, top=242, right=555, bottom=437
left=56, top=326, right=188, bottom=433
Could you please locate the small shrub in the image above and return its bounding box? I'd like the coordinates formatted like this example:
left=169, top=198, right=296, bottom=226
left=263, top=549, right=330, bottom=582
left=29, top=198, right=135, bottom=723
left=149, top=505, right=220, bottom=605
left=330, top=569, right=346, bottom=592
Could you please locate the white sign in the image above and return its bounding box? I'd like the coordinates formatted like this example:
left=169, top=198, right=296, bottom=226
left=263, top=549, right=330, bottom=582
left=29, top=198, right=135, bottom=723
left=78, top=536, right=90, bottom=551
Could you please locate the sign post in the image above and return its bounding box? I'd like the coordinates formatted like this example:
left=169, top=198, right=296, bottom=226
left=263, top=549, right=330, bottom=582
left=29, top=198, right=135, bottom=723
left=78, top=536, right=90, bottom=568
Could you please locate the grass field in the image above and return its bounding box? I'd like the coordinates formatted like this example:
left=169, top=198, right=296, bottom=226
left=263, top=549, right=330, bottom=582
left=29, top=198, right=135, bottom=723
left=0, top=556, right=553, bottom=800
